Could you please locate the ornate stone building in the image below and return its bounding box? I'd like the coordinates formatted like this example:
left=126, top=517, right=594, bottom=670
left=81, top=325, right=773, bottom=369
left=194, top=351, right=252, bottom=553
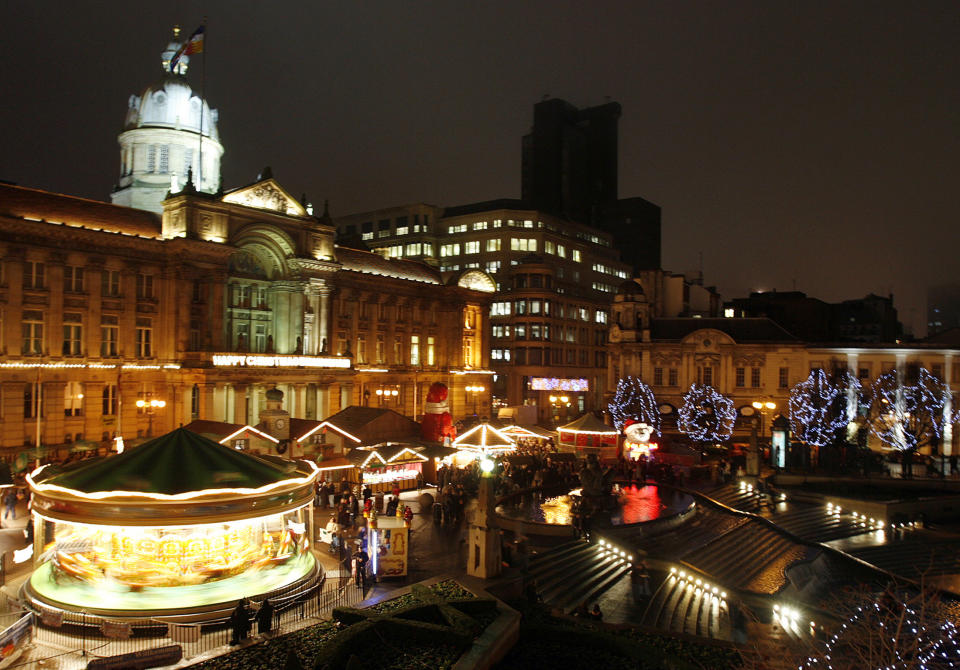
left=607, top=279, right=958, bottom=455
left=0, top=178, right=494, bottom=467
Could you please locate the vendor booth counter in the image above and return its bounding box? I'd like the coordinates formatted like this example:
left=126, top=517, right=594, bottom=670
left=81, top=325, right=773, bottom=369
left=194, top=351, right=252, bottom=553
left=23, top=428, right=321, bottom=621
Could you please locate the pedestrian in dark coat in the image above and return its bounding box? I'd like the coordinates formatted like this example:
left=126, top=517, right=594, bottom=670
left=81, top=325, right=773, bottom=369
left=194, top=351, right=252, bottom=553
left=256, top=599, right=274, bottom=635
left=229, top=599, right=252, bottom=645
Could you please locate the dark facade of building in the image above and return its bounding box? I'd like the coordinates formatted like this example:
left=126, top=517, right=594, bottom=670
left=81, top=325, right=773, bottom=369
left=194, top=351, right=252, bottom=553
left=725, top=291, right=903, bottom=343
left=520, top=98, right=661, bottom=272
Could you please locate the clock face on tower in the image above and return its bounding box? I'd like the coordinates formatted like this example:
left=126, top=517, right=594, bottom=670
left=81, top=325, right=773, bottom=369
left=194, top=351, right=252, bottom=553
left=275, top=418, right=286, bottom=429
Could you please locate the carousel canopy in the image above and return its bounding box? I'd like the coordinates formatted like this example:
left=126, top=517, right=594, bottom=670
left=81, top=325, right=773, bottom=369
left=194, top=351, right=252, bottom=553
left=452, top=422, right=516, bottom=452
left=32, top=427, right=306, bottom=495
left=558, top=413, right=619, bottom=435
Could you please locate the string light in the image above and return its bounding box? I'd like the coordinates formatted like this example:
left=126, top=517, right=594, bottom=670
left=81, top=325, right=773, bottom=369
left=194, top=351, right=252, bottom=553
left=789, top=369, right=856, bottom=448
left=678, top=383, right=736, bottom=444
left=868, top=368, right=954, bottom=454
left=608, top=376, right=660, bottom=434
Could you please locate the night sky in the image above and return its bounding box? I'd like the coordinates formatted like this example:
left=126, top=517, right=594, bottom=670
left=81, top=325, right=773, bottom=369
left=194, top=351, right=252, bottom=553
left=3, top=2, right=958, bottom=336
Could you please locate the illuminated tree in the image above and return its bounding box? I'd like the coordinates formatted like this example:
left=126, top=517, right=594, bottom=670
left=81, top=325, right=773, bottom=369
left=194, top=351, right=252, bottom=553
left=608, top=376, right=660, bottom=434
left=740, top=580, right=960, bottom=670
left=789, top=369, right=860, bottom=448
left=866, top=367, right=954, bottom=478
left=678, top=383, right=735, bottom=445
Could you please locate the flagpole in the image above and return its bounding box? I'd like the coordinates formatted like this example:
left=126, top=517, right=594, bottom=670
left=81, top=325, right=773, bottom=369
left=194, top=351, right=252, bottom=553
left=198, top=17, right=207, bottom=192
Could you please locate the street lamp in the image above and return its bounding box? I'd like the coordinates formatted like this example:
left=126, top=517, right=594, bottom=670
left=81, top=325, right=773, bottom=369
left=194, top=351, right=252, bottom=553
left=752, top=399, right=777, bottom=446
left=135, top=395, right=166, bottom=437
left=375, top=387, right=399, bottom=406
left=549, top=395, right=570, bottom=423
left=466, top=385, right=485, bottom=415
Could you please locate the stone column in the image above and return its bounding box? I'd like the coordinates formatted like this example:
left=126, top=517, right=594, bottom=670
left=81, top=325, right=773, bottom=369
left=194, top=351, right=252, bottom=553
left=318, top=286, right=332, bottom=354
left=233, top=384, right=248, bottom=425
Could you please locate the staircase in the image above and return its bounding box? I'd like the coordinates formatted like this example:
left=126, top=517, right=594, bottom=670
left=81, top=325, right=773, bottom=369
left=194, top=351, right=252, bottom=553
left=527, top=540, right=633, bottom=612
left=640, top=570, right=732, bottom=640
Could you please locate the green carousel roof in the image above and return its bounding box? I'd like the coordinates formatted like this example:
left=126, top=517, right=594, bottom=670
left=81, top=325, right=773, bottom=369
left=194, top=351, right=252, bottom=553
left=35, top=428, right=303, bottom=495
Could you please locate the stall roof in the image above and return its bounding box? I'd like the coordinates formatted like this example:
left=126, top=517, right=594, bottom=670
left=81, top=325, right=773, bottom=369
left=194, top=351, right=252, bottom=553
left=318, top=406, right=420, bottom=445
left=30, top=428, right=312, bottom=495
left=558, top=414, right=619, bottom=435
left=315, top=457, right=354, bottom=472
left=348, top=442, right=430, bottom=467
left=499, top=424, right=556, bottom=439
left=452, top=422, right=516, bottom=451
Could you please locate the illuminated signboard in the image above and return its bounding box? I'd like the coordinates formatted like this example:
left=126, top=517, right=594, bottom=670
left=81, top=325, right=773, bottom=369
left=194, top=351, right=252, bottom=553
left=529, top=377, right=589, bottom=392
left=212, top=355, right=351, bottom=369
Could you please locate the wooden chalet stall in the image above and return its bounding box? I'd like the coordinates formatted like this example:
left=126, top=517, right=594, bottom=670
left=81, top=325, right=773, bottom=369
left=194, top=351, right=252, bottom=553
left=557, top=414, right=620, bottom=461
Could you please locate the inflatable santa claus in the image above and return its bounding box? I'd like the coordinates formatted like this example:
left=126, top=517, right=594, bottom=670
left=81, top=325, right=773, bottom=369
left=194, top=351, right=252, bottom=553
left=421, top=382, right=456, bottom=443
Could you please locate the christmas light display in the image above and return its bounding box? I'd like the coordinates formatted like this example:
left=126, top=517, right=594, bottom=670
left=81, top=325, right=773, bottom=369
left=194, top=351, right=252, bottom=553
left=608, top=376, right=661, bottom=434
left=789, top=369, right=859, bottom=447
left=678, top=383, right=736, bottom=444
left=800, top=589, right=960, bottom=669
left=867, top=368, right=954, bottom=456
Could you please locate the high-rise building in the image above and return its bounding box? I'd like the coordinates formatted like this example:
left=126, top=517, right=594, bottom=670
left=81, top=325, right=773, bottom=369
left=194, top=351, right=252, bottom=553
left=520, top=98, right=662, bottom=271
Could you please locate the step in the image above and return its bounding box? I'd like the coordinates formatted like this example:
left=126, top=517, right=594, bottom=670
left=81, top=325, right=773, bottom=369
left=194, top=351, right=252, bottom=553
left=529, top=540, right=587, bottom=565
left=535, top=549, right=605, bottom=593
left=527, top=544, right=595, bottom=582
left=553, top=557, right=630, bottom=609
left=578, top=565, right=633, bottom=608
left=540, top=553, right=617, bottom=603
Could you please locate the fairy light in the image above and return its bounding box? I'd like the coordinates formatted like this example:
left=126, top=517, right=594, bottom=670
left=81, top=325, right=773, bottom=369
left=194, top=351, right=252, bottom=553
left=867, top=367, right=952, bottom=455
left=608, top=376, right=661, bottom=434
left=678, top=383, right=736, bottom=443
left=789, top=369, right=856, bottom=448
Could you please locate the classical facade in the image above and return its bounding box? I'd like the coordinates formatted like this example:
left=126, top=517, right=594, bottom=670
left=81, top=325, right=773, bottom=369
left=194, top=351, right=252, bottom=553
left=0, top=179, right=494, bottom=467
left=607, top=279, right=958, bottom=454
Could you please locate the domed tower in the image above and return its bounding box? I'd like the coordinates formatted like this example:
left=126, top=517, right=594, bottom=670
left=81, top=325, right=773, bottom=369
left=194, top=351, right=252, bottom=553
left=609, top=278, right=651, bottom=343
left=110, top=26, right=224, bottom=213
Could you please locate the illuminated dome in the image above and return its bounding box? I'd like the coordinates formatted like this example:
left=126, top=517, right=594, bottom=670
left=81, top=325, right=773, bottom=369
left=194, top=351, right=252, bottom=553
left=24, top=429, right=319, bottom=620
left=111, top=26, right=224, bottom=213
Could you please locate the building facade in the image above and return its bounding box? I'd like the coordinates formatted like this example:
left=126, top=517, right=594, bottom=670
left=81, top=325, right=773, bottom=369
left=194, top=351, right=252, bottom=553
left=0, top=179, right=495, bottom=467
left=607, top=280, right=958, bottom=455
left=335, top=200, right=633, bottom=423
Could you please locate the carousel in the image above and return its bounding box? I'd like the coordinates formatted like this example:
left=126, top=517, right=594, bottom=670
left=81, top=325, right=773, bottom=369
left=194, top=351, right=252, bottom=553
left=23, top=428, right=320, bottom=620
left=450, top=423, right=517, bottom=464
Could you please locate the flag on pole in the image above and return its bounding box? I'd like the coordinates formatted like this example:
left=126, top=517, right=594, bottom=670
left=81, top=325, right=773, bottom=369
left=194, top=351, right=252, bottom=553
left=170, top=25, right=205, bottom=72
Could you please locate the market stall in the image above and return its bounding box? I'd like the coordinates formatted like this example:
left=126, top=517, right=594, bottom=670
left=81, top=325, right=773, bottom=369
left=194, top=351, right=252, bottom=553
left=451, top=423, right=516, bottom=464
left=557, top=414, right=620, bottom=460
left=369, top=514, right=409, bottom=579
left=24, top=428, right=320, bottom=620
left=350, top=443, right=430, bottom=494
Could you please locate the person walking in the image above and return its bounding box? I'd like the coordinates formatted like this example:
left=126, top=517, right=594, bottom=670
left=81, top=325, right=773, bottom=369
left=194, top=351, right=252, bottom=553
left=256, top=599, right=274, bottom=635
left=3, top=488, right=18, bottom=521
left=229, top=599, right=252, bottom=645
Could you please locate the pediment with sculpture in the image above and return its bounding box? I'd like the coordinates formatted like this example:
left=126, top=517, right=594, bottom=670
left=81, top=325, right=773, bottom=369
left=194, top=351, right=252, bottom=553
left=222, top=179, right=307, bottom=217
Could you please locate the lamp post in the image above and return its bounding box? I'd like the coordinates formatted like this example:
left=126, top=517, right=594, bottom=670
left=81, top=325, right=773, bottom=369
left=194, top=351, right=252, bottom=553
left=751, top=399, right=777, bottom=447
left=466, top=385, right=485, bottom=416
left=136, top=395, right=166, bottom=437
left=549, top=395, right=570, bottom=424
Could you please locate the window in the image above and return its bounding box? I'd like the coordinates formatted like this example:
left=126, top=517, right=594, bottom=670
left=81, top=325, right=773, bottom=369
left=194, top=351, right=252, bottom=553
left=23, top=261, right=45, bottom=289
left=396, top=226, right=409, bottom=236
left=147, top=145, right=157, bottom=172
left=136, top=273, right=154, bottom=299
left=654, top=367, right=664, bottom=386
left=579, top=307, right=589, bottom=321
left=254, top=324, right=267, bottom=352
left=135, top=317, right=152, bottom=357
left=410, top=335, right=420, bottom=366
left=356, top=335, right=366, bottom=364
left=510, top=238, right=537, bottom=252
left=529, top=300, right=542, bottom=315
left=490, top=301, right=511, bottom=316
left=159, top=145, right=169, bottom=173
left=668, top=368, right=679, bottom=386
left=394, top=336, right=403, bottom=365
left=514, top=324, right=526, bottom=339
left=21, top=310, right=43, bottom=355
left=184, top=148, right=194, bottom=176
left=857, top=367, right=869, bottom=381
left=376, top=335, right=385, bottom=363
left=735, top=367, right=745, bottom=387
left=64, top=266, right=84, bottom=293
left=472, top=221, right=488, bottom=230
left=572, top=249, right=582, bottom=262
left=595, top=310, right=607, bottom=324
left=405, top=243, right=421, bottom=256
left=102, top=269, right=120, bottom=297
left=515, top=301, right=527, bottom=315
left=530, top=324, right=542, bottom=340
left=24, top=383, right=41, bottom=419
left=101, top=315, right=119, bottom=356
left=191, top=384, right=200, bottom=417
left=486, top=239, right=501, bottom=252
left=448, top=223, right=468, bottom=234
left=427, top=336, right=435, bottom=366
left=556, top=244, right=566, bottom=258
left=102, top=385, right=118, bottom=416
left=544, top=240, right=556, bottom=255
left=701, top=366, right=713, bottom=386
left=779, top=367, right=790, bottom=388
left=361, top=221, right=373, bottom=241
left=485, top=260, right=500, bottom=273
left=440, top=243, right=460, bottom=257
left=751, top=367, right=761, bottom=388
left=464, top=240, right=480, bottom=254
left=62, top=313, right=82, bottom=355
left=64, top=381, right=84, bottom=417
